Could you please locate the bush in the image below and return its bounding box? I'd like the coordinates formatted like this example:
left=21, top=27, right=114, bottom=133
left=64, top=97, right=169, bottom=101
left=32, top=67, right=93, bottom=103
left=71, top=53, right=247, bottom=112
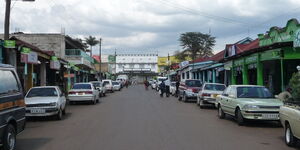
left=289, top=72, right=300, bottom=101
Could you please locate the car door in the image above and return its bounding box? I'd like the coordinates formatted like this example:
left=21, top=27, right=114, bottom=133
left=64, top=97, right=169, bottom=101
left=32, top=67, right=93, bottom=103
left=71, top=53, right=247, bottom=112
left=57, top=87, right=66, bottom=110
left=290, top=108, right=300, bottom=138
left=219, top=86, right=231, bottom=113
left=226, top=87, right=237, bottom=115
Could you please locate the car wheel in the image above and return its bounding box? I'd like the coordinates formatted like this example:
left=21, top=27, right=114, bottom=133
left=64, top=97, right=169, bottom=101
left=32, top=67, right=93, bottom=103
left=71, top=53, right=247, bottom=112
left=62, top=106, right=66, bottom=115
left=178, top=93, right=182, bottom=101
left=199, top=99, right=205, bottom=109
left=2, top=124, right=16, bottom=150
left=285, top=123, right=297, bottom=146
left=56, top=108, right=63, bottom=120
left=236, top=108, right=244, bottom=126
left=218, top=105, right=225, bottom=119
left=182, top=94, right=187, bottom=102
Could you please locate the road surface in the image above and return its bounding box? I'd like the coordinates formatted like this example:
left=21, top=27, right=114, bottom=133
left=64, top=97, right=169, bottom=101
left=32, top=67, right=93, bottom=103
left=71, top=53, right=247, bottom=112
left=17, top=85, right=298, bottom=150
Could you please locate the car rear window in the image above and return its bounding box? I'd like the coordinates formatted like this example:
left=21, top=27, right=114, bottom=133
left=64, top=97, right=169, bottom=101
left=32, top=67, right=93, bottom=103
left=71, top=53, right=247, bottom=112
left=0, top=70, right=20, bottom=95
left=27, top=88, right=57, bottom=97
left=185, top=80, right=202, bottom=87
left=204, top=84, right=226, bottom=91
left=92, top=82, right=101, bottom=87
left=72, top=84, right=92, bottom=89
left=112, top=82, right=119, bottom=85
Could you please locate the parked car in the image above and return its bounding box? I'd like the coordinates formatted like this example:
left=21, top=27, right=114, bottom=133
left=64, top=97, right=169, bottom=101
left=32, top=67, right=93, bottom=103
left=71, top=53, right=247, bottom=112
left=68, top=83, right=100, bottom=104
left=151, top=81, right=157, bottom=89
left=216, top=85, right=283, bottom=125
left=0, top=64, right=26, bottom=150
left=178, top=79, right=202, bottom=102
left=25, top=86, right=66, bottom=120
left=197, top=83, right=226, bottom=108
left=90, top=81, right=106, bottom=97
left=170, top=82, right=176, bottom=95
left=102, top=80, right=114, bottom=93
left=112, top=81, right=121, bottom=91
left=279, top=101, right=300, bottom=147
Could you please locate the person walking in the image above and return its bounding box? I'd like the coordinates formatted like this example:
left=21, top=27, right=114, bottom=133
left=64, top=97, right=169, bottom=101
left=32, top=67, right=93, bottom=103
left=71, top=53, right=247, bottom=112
left=159, top=81, right=166, bottom=97
left=175, top=79, right=180, bottom=97
left=164, top=79, right=171, bottom=97
left=144, top=80, right=149, bottom=90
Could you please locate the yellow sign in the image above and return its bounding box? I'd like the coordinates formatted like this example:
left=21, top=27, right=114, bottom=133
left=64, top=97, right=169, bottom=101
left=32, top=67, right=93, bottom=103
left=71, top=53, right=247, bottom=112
left=158, top=56, right=180, bottom=66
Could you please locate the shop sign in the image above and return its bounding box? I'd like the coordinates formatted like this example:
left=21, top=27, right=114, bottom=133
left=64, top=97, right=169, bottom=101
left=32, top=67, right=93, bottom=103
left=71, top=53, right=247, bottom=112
left=108, top=55, right=116, bottom=63
left=180, top=61, right=189, bottom=68
left=21, top=47, right=31, bottom=54
left=234, top=59, right=243, bottom=66
left=50, top=60, right=61, bottom=70
left=260, top=49, right=281, bottom=61
left=294, top=29, right=300, bottom=48
left=64, top=73, right=74, bottom=78
left=4, top=40, right=16, bottom=48
left=245, top=55, right=257, bottom=64
left=28, top=52, right=38, bottom=64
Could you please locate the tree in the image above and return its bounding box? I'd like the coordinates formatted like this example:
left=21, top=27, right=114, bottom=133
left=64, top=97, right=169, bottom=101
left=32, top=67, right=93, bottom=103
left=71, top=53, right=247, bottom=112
left=174, top=50, right=188, bottom=62
left=289, top=72, right=300, bottom=101
left=85, top=36, right=99, bottom=57
left=179, top=32, right=216, bottom=61
left=76, top=38, right=89, bottom=50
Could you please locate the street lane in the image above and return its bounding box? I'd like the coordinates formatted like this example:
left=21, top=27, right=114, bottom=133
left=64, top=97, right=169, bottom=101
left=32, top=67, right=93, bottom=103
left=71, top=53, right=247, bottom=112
left=17, top=85, right=298, bottom=150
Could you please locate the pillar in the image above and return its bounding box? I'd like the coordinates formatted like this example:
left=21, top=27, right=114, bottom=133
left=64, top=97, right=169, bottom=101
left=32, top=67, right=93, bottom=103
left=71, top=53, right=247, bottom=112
left=257, top=55, right=263, bottom=86
left=74, top=71, right=77, bottom=83
left=0, top=44, right=3, bottom=63
left=231, top=67, right=236, bottom=85
left=67, top=69, right=71, bottom=91
left=212, top=69, right=216, bottom=83
left=242, top=63, right=249, bottom=85
left=280, top=58, right=285, bottom=91
left=26, top=64, right=33, bottom=91
left=202, top=71, right=205, bottom=82
left=40, top=61, right=46, bottom=86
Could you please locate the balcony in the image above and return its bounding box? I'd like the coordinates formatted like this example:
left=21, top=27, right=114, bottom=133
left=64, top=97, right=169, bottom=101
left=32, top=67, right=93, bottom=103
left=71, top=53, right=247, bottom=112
left=65, top=49, right=95, bottom=69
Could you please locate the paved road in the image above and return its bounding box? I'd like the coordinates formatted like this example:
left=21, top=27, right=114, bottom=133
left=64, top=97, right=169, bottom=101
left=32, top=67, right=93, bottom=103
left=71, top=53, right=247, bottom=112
left=17, top=85, right=299, bottom=150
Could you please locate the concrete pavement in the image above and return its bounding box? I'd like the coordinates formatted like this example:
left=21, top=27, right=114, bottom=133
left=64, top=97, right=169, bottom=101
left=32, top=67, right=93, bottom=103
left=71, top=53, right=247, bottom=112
left=16, top=85, right=297, bottom=150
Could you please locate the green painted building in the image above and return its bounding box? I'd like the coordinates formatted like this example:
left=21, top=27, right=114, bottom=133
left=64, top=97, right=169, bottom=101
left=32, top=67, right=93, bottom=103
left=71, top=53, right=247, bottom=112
left=224, top=19, right=300, bottom=94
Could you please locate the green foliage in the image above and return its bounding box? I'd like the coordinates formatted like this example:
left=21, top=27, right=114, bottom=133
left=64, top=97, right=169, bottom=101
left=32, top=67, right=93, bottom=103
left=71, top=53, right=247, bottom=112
left=174, top=50, right=188, bottom=62
left=289, top=72, right=300, bottom=101
left=85, top=36, right=99, bottom=56
left=179, top=32, right=216, bottom=60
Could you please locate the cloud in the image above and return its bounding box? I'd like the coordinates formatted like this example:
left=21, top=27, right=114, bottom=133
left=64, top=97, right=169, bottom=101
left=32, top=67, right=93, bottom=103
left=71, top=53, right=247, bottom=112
left=1, top=0, right=300, bottom=56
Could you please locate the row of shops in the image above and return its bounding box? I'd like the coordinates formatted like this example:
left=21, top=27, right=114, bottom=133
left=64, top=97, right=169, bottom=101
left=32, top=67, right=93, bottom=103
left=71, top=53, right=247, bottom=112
left=170, top=19, right=300, bottom=95
left=0, top=34, right=100, bottom=94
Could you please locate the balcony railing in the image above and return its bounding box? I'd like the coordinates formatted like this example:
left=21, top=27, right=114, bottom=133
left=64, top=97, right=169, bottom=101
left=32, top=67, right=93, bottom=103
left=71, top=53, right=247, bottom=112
left=65, top=49, right=95, bottom=63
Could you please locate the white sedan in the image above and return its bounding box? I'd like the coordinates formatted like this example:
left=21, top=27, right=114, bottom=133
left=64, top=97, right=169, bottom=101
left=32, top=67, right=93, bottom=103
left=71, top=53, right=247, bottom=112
left=68, top=83, right=100, bottom=104
left=112, top=81, right=121, bottom=91
left=25, top=86, right=67, bottom=120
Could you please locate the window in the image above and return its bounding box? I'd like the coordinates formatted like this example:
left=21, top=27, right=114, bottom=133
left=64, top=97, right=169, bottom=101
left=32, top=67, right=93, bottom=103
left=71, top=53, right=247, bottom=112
left=0, top=70, right=20, bottom=95
left=182, top=73, right=185, bottom=79
left=186, top=71, right=190, bottom=79
left=237, top=87, right=273, bottom=98
left=185, top=80, right=202, bottom=87
left=26, top=88, right=58, bottom=97
left=72, top=84, right=92, bottom=89
left=204, top=84, right=226, bottom=91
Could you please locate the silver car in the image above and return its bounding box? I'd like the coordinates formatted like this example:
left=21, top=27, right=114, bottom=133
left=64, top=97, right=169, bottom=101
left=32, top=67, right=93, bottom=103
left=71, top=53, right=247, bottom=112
left=197, top=83, right=226, bottom=108
left=68, top=83, right=100, bottom=104
left=90, top=81, right=106, bottom=97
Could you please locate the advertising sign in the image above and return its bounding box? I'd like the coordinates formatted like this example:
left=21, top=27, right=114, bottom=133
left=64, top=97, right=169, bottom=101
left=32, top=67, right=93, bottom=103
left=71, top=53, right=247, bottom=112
left=179, top=61, right=189, bottom=68
left=28, top=51, right=38, bottom=64
left=4, top=40, right=16, bottom=48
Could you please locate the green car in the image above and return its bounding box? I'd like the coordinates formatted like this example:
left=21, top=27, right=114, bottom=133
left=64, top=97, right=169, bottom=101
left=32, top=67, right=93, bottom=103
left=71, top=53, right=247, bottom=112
left=216, top=85, right=283, bottom=125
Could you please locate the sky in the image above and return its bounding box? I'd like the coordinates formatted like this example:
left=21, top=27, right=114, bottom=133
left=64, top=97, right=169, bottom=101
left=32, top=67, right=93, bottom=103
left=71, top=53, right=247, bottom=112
left=1, top=0, right=300, bottom=56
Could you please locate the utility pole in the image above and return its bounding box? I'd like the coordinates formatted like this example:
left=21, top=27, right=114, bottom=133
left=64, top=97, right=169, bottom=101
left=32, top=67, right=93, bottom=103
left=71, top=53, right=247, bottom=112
left=114, top=49, right=117, bottom=78
left=4, top=0, right=11, bottom=64
left=99, top=38, right=102, bottom=81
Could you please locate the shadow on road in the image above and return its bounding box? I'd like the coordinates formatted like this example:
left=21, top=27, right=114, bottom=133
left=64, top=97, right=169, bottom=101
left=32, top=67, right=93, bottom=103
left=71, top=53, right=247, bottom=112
left=223, top=115, right=282, bottom=128
left=26, top=112, right=72, bottom=122
left=16, top=138, right=52, bottom=150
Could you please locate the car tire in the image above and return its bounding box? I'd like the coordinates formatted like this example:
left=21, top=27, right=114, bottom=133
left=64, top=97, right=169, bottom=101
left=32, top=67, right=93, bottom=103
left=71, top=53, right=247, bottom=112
left=182, top=93, right=187, bottom=103
left=199, top=99, right=205, bottom=109
left=236, top=108, right=244, bottom=126
left=178, top=93, right=182, bottom=101
left=218, top=105, right=225, bottom=119
left=285, top=123, right=298, bottom=147
left=56, top=108, right=63, bottom=120
left=62, top=106, right=66, bottom=115
left=2, top=124, right=16, bottom=150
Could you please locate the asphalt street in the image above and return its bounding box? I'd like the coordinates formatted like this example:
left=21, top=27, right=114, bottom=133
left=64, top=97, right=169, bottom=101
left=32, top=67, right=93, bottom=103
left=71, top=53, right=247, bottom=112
left=17, top=85, right=299, bottom=150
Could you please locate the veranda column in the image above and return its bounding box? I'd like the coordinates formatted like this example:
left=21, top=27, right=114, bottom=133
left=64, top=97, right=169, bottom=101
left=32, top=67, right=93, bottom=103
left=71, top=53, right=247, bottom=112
left=256, top=55, right=263, bottom=85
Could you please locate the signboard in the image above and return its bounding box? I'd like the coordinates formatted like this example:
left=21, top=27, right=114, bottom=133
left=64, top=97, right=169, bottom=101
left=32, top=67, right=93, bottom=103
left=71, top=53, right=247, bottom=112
left=108, top=55, right=116, bottom=63
left=180, top=61, right=189, bottom=68
left=245, top=54, right=257, bottom=64
left=64, top=74, right=74, bottom=78
left=260, top=49, right=281, bottom=61
left=28, top=52, right=38, bottom=64
left=4, top=40, right=16, bottom=48
left=50, top=61, right=61, bottom=70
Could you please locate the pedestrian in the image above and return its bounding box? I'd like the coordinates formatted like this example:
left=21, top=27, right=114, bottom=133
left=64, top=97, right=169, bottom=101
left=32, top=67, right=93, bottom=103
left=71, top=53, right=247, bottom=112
left=164, top=79, right=170, bottom=97
left=159, top=81, right=166, bottom=97
left=175, top=79, right=180, bottom=97
left=278, top=87, right=292, bottom=102
left=144, top=80, right=149, bottom=90
left=125, top=80, right=129, bottom=88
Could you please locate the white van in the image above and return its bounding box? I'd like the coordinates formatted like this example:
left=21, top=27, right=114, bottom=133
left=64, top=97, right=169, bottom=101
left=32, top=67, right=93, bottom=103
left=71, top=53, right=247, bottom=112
left=102, top=80, right=114, bottom=93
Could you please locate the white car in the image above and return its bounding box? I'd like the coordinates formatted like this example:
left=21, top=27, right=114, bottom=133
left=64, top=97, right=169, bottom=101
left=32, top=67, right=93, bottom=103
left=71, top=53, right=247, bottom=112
left=151, top=81, right=157, bottom=89
left=68, top=83, right=100, bottom=104
left=156, top=77, right=168, bottom=91
left=170, top=82, right=176, bottom=95
left=112, top=81, right=121, bottom=91
left=197, top=83, right=226, bottom=108
left=103, top=79, right=114, bottom=93
left=25, top=86, right=67, bottom=120
left=90, top=81, right=106, bottom=97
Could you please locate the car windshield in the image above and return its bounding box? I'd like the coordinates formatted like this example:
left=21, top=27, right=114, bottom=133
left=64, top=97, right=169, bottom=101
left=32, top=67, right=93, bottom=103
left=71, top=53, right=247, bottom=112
left=204, top=84, right=226, bottom=91
left=237, top=87, right=274, bottom=98
left=103, top=81, right=109, bottom=85
left=92, top=82, right=101, bottom=87
left=186, top=80, right=202, bottom=87
left=112, top=82, right=119, bottom=85
left=27, top=88, right=58, bottom=97
left=72, top=84, right=91, bottom=89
